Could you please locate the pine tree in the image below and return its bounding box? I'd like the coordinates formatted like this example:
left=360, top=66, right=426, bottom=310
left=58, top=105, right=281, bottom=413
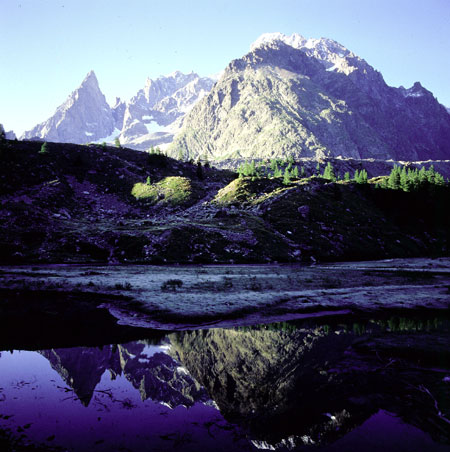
left=39, top=142, right=48, bottom=154
left=196, top=161, right=204, bottom=180
left=400, top=166, right=409, bottom=191
left=426, top=165, right=436, bottom=184
left=292, top=166, right=299, bottom=178
left=359, top=169, right=368, bottom=183
left=273, top=163, right=282, bottom=178
left=114, top=137, right=121, bottom=148
left=323, top=162, right=336, bottom=181
left=146, top=175, right=151, bottom=185
left=418, top=166, right=427, bottom=184
left=354, top=169, right=360, bottom=181
left=300, top=166, right=305, bottom=177
left=344, top=172, right=350, bottom=181
left=283, top=167, right=291, bottom=185
left=388, top=165, right=401, bottom=189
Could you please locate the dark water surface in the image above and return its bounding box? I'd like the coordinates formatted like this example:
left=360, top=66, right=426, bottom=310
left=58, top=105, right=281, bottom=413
left=1, top=314, right=449, bottom=451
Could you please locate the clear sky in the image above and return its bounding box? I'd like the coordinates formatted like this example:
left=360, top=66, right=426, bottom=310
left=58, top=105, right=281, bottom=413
left=1, top=0, right=449, bottom=136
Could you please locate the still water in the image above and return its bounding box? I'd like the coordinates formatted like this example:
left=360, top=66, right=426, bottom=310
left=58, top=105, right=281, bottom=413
left=0, top=315, right=449, bottom=451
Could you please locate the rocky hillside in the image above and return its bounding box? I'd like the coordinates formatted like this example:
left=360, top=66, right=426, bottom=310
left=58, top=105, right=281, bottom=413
left=170, top=33, right=450, bottom=164
left=0, top=139, right=448, bottom=264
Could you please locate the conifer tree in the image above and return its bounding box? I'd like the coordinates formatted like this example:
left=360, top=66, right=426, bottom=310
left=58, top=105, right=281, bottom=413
left=274, top=163, right=282, bottom=178
left=39, top=142, right=48, bottom=154
left=196, top=161, right=204, bottom=180
left=283, top=167, right=291, bottom=185
left=388, top=165, right=401, bottom=189
left=344, top=172, right=350, bottom=181
left=418, top=166, right=427, bottom=184
left=270, top=159, right=278, bottom=172
left=292, top=166, right=299, bottom=178
left=400, top=166, right=410, bottom=191
left=323, top=162, right=336, bottom=181
left=146, top=176, right=151, bottom=185
left=359, top=169, right=368, bottom=183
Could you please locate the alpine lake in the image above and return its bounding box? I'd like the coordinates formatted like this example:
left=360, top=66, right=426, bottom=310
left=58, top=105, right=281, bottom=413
left=0, top=258, right=449, bottom=451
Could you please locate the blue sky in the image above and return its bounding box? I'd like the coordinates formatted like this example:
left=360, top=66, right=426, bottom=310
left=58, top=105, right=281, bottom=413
left=1, top=0, right=449, bottom=136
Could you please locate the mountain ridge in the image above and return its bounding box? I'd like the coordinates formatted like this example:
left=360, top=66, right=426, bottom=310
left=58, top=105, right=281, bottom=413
left=21, top=70, right=215, bottom=150
left=169, top=33, right=450, bottom=164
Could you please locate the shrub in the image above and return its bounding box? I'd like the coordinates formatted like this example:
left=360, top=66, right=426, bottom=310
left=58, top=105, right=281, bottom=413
left=161, top=279, right=183, bottom=291
left=132, top=176, right=193, bottom=206
left=114, top=282, right=133, bottom=290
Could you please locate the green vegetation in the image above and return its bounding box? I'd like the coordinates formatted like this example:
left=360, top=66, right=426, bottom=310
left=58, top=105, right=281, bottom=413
left=146, top=175, right=151, bottom=185
left=132, top=176, right=193, bottom=206
left=283, top=167, right=291, bottom=185
left=237, top=158, right=304, bottom=181
left=234, top=159, right=448, bottom=195
left=39, top=142, right=48, bottom=154
left=148, top=145, right=163, bottom=154
left=378, top=164, right=446, bottom=191
left=322, top=162, right=336, bottom=182
left=354, top=169, right=368, bottom=184
left=114, top=137, right=121, bottom=148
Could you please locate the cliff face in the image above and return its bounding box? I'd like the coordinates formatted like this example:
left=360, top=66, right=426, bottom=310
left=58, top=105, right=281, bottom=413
left=170, top=34, right=450, bottom=164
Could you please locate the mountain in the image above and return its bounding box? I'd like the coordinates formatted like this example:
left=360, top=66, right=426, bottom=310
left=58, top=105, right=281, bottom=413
left=21, top=71, right=117, bottom=143
left=21, top=70, right=214, bottom=150
left=118, top=71, right=215, bottom=151
left=0, top=123, right=16, bottom=140
left=169, top=33, right=450, bottom=164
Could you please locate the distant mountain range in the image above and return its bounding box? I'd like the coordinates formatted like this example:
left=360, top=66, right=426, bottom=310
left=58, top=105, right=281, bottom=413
left=19, top=32, right=450, bottom=163
left=21, top=70, right=214, bottom=151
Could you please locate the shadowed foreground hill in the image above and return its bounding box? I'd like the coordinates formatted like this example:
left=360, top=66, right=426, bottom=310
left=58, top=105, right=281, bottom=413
left=0, top=139, right=449, bottom=264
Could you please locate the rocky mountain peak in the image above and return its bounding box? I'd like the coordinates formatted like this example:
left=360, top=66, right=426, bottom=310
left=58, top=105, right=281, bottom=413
left=21, top=71, right=115, bottom=143
left=81, top=70, right=99, bottom=87
left=170, top=32, right=450, bottom=163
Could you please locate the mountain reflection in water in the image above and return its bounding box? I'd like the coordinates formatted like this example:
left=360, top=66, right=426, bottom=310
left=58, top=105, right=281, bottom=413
left=0, top=315, right=449, bottom=451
